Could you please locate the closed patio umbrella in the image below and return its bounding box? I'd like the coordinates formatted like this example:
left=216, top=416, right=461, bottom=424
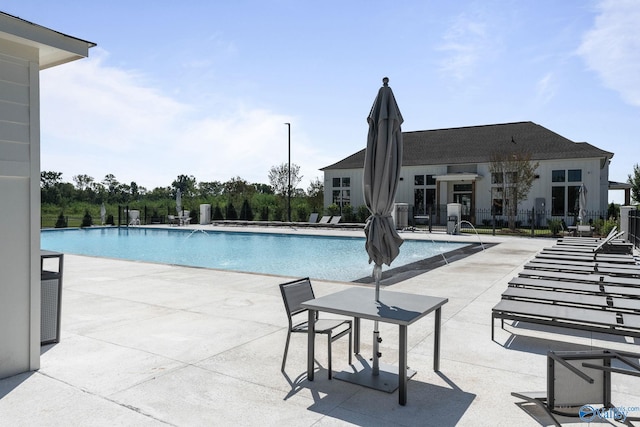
left=579, top=183, right=587, bottom=225
left=100, top=203, right=106, bottom=225
left=176, top=189, right=182, bottom=215
left=363, top=77, right=404, bottom=375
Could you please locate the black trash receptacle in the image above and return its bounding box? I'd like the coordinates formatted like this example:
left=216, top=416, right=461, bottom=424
left=41, top=251, right=63, bottom=345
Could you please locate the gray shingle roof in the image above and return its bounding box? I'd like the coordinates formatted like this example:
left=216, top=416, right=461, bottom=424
left=321, top=121, right=613, bottom=170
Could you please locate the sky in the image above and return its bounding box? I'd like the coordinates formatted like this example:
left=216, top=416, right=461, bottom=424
left=4, top=1, right=639, bottom=202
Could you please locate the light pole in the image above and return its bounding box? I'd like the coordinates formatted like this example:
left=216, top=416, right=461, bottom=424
left=284, top=122, right=291, bottom=222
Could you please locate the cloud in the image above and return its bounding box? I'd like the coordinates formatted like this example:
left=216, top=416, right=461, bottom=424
left=39, top=48, right=323, bottom=190
left=437, top=10, right=494, bottom=81
left=578, top=0, right=640, bottom=107
left=535, top=72, right=557, bottom=105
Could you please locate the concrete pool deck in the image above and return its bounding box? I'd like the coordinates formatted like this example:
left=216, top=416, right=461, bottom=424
left=2, top=226, right=639, bottom=426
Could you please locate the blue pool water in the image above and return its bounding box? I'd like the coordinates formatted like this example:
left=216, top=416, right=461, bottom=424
left=41, top=228, right=467, bottom=282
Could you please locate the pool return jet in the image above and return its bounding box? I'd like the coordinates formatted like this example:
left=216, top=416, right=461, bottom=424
left=362, top=77, right=405, bottom=379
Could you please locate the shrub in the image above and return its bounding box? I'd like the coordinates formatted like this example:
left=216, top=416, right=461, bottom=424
left=341, top=204, right=355, bottom=222
left=81, top=210, right=93, bottom=227
left=239, top=199, right=254, bottom=221
left=106, top=214, right=114, bottom=225
left=55, top=212, right=67, bottom=228
left=356, top=205, right=370, bottom=223
left=212, top=205, right=224, bottom=220
left=260, top=206, right=269, bottom=221
left=226, top=202, right=238, bottom=220
left=327, top=203, right=340, bottom=216
left=547, top=219, right=562, bottom=236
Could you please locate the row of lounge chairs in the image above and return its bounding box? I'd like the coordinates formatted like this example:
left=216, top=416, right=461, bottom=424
left=493, top=229, right=640, bottom=425
left=492, top=228, right=640, bottom=341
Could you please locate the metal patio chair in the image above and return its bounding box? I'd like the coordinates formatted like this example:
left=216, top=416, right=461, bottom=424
left=279, top=277, right=352, bottom=379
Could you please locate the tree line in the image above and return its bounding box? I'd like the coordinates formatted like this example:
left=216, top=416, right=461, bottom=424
left=40, top=163, right=335, bottom=226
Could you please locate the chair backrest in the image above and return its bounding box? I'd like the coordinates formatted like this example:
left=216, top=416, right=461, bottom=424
left=329, top=216, right=341, bottom=224
left=308, top=213, right=319, bottom=223
left=280, top=277, right=315, bottom=320
left=318, top=216, right=331, bottom=224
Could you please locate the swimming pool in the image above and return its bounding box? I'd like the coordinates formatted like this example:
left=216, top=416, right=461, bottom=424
left=41, top=227, right=468, bottom=282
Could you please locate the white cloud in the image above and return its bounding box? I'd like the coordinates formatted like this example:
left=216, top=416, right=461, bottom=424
left=438, top=17, right=487, bottom=80
left=39, top=48, right=323, bottom=191
left=578, top=0, right=640, bottom=107
left=535, top=72, right=557, bottom=105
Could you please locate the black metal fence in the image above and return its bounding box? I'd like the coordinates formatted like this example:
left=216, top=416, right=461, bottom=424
left=412, top=205, right=610, bottom=236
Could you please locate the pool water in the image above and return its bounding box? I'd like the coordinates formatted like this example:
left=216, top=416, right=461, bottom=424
left=41, top=228, right=467, bottom=282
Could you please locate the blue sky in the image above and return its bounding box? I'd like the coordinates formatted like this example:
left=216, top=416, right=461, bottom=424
left=5, top=1, right=639, bottom=203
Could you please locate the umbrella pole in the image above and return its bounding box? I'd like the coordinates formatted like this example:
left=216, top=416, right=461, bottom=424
left=373, top=264, right=382, bottom=376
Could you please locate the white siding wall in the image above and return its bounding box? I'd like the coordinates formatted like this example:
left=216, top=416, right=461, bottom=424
left=323, top=158, right=610, bottom=220
left=0, top=42, right=41, bottom=378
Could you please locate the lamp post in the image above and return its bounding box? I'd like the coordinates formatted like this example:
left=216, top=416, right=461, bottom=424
left=284, top=122, right=291, bottom=222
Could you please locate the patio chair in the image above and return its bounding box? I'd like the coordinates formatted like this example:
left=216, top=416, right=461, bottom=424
left=308, top=213, right=319, bottom=223
left=512, top=350, right=640, bottom=426
left=279, top=277, right=352, bottom=379
left=329, top=216, right=341, bottom=224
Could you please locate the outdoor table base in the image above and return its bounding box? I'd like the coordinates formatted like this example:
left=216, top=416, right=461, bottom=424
left=334, top=359, right=416, bottom=393
left=301, top=287, right=447, bottom=406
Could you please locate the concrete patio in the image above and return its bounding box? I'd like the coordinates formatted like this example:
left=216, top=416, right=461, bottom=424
left=1, top=227, right=639, bottom=426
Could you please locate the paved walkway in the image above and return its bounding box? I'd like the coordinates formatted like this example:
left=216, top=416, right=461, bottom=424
left=1, top=226, right=639, bottom=426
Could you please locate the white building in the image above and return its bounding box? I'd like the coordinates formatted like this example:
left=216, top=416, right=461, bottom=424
left=322, top=122, right=614, bottom=225
left=0, top=12, right=94, bottom=379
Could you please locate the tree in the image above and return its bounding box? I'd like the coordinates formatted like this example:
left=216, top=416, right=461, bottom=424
left=172, top=175, right=197, bottom=198
left=41, top=171, right=64, bottom=204
left=628, top=163, right=640, bottom=204
left=268, top=163, right=302, bottom=197
left=489, top=151, right=539, bottom=230
left=198, top=181, right=223, bottom=198
left=306, top=177, right=324, bottom=214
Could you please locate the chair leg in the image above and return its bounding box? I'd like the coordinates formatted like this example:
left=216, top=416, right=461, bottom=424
left=327, top=332, right=332, bottom=379
left=281, top=330, right=292, bottom=372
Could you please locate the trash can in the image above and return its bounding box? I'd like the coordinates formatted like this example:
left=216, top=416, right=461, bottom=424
left=446, top=203, right=462, bottom=235
left=447, top=215, right=458, bottom=234
left=41, top=250, right=63, bottom=345
left=393, top=203, right=409, bottom=229
left=200, top=204, right=211, bottom=225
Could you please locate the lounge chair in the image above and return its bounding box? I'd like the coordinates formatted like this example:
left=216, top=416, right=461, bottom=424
left=279, top=277, right=352, bottom=379
left=329, top=216, right=341, bottom=224
left=308, top=213, right=319, bottom=223
left=512, top=350, right=640, bottom=426
left=318, top=216, right=331, bottom=224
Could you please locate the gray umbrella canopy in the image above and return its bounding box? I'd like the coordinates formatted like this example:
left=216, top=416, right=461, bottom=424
left=579, top=183, right=587, bottom=224
left=363, top=77, right=404, bottom=269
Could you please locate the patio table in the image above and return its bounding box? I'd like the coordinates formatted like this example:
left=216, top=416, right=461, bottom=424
left=301, top=287, right=447, bottom=405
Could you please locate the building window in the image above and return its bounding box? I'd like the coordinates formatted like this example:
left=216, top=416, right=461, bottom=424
left=332, top=177, right=351, bottom=207
left=552, top=170, right=565, bottom=182
left=552, top=186, right=565, bottom=215
left=491, top=188, right=503, bottom=215
left=568, top=169, right=582, bottom=182
left=568, top=185, right=580, bottom=215
left=414, top=174, right=436, bottom=215
left=491, top=173, right=504, bottom=184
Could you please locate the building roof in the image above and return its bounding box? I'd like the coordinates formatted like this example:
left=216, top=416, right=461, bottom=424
left=321, top=121, right=613, bottom=170
left=0, top=11, right=95, bottom=69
